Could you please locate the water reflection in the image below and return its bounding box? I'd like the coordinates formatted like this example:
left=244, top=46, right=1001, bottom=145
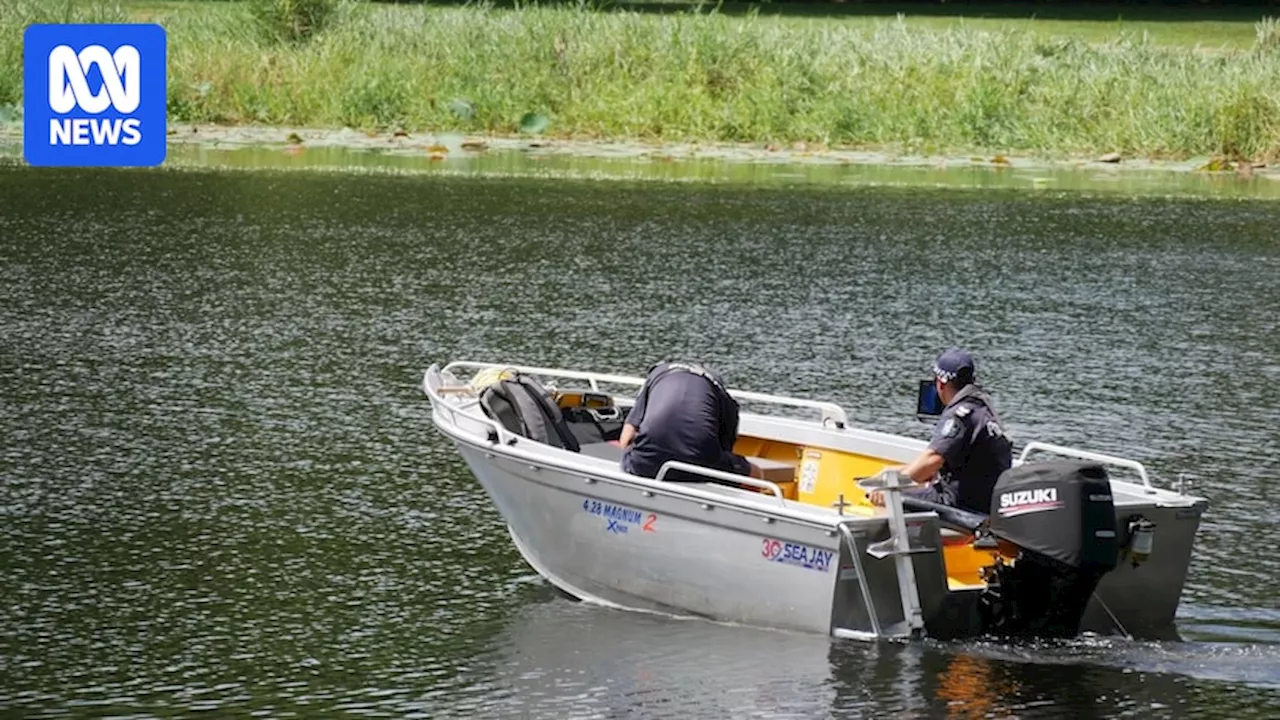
left=484, top=595, right=837, bottom=718
left=476, top=595, right=1280, bottom=719
left=5, top=140, right=1277, bottom=200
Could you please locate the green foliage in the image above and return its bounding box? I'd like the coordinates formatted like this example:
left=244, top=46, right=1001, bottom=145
left=519, top=112, right=550, bottom=134
left=248, top=0, right=347, bottom=43
left=0, top=0, right=129, bottom=108
left=1256, top=17, right=1280, bottom=53
left=5, top=1, right=1278, bottom=161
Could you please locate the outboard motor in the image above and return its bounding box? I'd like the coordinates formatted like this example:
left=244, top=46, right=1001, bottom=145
left=978, top=460, right=1119, bottom=638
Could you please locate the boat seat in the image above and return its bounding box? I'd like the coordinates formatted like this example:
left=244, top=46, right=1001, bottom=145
left=579, top=441, right=625, bottom=463
left=746, top=456, right=797, bottom=485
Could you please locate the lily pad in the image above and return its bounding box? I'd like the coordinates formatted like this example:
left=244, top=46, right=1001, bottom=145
left=519, top=112, right=550, bottom=135
left=448, top=98, right=475, bottom=121
left=1197, top=156, right=1232, bottom=172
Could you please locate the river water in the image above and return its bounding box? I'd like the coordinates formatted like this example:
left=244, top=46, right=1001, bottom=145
left=1, top=162, right=1278, bottom=718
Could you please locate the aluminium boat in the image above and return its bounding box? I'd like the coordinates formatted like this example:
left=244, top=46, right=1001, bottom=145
left=422, top=361, right=1208, bottom=641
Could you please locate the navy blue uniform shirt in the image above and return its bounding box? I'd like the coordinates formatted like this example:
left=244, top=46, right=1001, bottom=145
left=621, top=363, right=752, bottom=481
left=920, top=384, right=1013, bottom=514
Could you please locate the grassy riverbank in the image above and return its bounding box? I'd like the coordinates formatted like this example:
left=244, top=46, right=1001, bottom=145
left=2, top=1, right=1278, bottom=162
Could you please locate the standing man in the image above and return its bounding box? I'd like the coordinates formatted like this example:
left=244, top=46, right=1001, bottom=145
left=619, top=361, right=763, bottom=482
left=870, top=348, right=1013, bottom=514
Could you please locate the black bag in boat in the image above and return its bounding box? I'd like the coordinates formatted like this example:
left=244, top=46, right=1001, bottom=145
left=988, top=459, right=1119, bottom=571
left=478, top=374, right=581, bottom=452
left=560, top=405, right=625, bottom=445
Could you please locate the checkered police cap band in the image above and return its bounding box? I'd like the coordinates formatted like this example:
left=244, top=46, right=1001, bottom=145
left=932, top=348, right=976, bottom=384
left=932, top=363, right=960, bottom=383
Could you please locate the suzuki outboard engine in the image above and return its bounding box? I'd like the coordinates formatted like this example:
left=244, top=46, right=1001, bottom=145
left=978, top=460, right=1119, bottom=638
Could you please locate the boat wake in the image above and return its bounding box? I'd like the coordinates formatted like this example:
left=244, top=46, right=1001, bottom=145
left=516, top=563, right=1280, bottom=692
left=936, top=606, right=1280, bottom=691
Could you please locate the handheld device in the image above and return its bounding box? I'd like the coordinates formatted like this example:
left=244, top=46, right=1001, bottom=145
left=916, top=379, right=944, bottom=421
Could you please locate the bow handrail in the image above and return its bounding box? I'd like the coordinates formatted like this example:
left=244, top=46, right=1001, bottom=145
left=423, top=367, right=512, bottom=446
left=442, top=360, right=850, bottom=428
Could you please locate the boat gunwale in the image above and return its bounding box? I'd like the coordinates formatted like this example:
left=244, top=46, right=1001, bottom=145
left=423, top=362, right=1208, bottom=518
left=429, top=401, right=887, bottom=534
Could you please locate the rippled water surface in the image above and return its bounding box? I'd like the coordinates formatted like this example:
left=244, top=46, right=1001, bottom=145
left=2, top=165, right=1278, bottom=718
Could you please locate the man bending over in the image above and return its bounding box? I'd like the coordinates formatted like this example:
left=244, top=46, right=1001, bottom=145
left=619, top=361, right=763, bottom=482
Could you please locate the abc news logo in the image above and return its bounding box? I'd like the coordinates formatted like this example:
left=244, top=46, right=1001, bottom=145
left=48, top=44, right=143, bottom=146
left=24, top=24, right=166, bottom=167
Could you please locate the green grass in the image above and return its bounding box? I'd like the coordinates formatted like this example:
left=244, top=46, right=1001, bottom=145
left=639, top=1, right=1268, bottom=51
left=118, top=1, right=1273, bottom=50
left=4, top=1, right=1279, bottom=161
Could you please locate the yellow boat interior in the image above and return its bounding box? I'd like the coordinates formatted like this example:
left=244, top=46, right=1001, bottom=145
left=550, top=388, right=1015, bottom=591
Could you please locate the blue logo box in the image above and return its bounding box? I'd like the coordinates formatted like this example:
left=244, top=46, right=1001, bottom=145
left=23, top=24, right=167, bottom=167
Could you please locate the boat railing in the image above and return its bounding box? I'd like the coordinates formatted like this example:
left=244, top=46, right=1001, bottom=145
left=423, top=366, right=830, bottom=521
left=654, top=461, right=788, bottom=507
left=425, top=368, right=516, bottom=446
left=433, top=364, right=1172, bottom=498
left=441, top=360, right=851, bottom=428
left=1016, top=441, right=1154, bottom=492
left=426, top=366, right=800, bottom=507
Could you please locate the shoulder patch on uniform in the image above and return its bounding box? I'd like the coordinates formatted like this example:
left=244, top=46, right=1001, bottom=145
left=941, top=418, right=960, bottom=438
left=954, top=406, right=972, bottom=418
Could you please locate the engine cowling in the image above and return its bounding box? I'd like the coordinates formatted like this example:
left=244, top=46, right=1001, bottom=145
left=978, top=460, right=1119, bottom=637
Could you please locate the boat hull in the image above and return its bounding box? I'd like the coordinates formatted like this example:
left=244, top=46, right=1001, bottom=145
left=455, top=440, right=846, bottom=634
left=454, top=435, right=1204, bottom=640
left=1087, top=500, right=1207, bottom=638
